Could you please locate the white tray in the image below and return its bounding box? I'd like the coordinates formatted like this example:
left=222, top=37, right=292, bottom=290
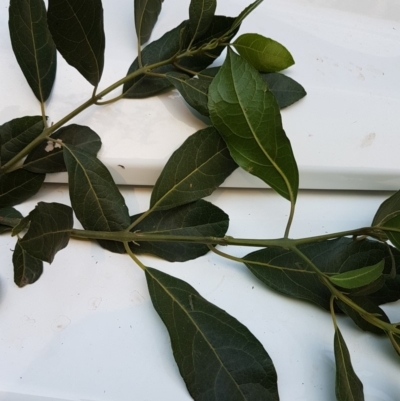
left=1, top=0, right=400, bottom=190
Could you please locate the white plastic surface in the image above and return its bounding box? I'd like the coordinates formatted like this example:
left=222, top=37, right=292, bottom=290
left=1, top=185, right=400, bottom=401
left=1, top=0, right=400, bottom=190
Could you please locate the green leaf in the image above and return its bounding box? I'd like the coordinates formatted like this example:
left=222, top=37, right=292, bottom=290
left=188, top=0, right=217, bottom=40
left=0, top=116, right=44, bottom=167
left=130, top=199, right=229, bottom=262
left=261, top=73, right=306, bottom=108
left=337, top=296, right=390, bottom=335
left=47, top=0, right=105, bottom=86
left=63, top=144, right=130, bottom=253
left=150, top=127, right=237, bottom=211
left=9, top=0, right=57, bottom=102
left=0, top=207, right=23, bottom=234
left=329, top=260, right=385, bottom=289
left=372, top=190, right=400, bottom=250
left=11, top=214, right=31, bottom=237
left=123, top=21, right=187, bottom=98
left=18, top=202, right=73, bottom=263
left=234, top=34, right=294, bottom=73
left=244, top=237, right=400, bottom=310
left=24, top=124, right=101, bottom=173
left=334, top=326, right=365, bottom=401
left=208, top=49, right=298, bottom=202
left=145, top=267, right=279, bottom=401
left=0, top=170, right=45, bottom=208
left=134, top=0, right=163, bottom=46
left=13, top=240, right=43, bottom=287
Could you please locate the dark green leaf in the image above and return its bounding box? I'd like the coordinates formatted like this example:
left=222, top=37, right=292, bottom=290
left=135, top=0, right=163, bottom=46
left=47, top=0, right=105, bottom=86
left=9, top=0, right=57, bottom=102
left=150, top=127, right=237, bottom=211
left=234, top=34, right=294, bottom=73
left=18, top=202, right=73, bottom=263
left=0, top=170, right=45, bottom=208
left=188, top=0, right=217, bottom=40
left=11, top=214, right=31, bottom=237
left=330, top=260, right=385, bottom=289
left=123, top=21, right=187, bottom=98
left=0, top=207, right=23, bottom=234
left=0, top=116, right=44, bottom=167
left=179, top=16, right=240, bottom=72
left=334, top=326, right=365, bottom=401
left=261, top=73, right=306, bottom=108
left=146, top=267, right=279, bottom=400
left=372, top=190, right=400, bottom=250
left=63, top=144, right=130, bottom=253
left=13, top=240, right=43, bottom=287
left=130, top=199, right=229, bottom=262
left=124, top=16, right=239, bottom=99
left=208, top=49, right=298, bottom=202
left=166, top=72, right=211, bottom=116
left=337, top=297, right=390, bottom=335
left=244, top=237, right=400, bottom=310
left=24, top=124, right=101, bottom=173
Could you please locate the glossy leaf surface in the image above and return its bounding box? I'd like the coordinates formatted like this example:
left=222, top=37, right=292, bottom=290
left=18, top=202, right=73, bottom=263
left=24, top=124, right=101, bottom=173
left=208, top=49, right=298, bottom=202
left=0, top=116, right=44, bottom=167
left=47, top=0, right=105, bottom=86
left=13, top=240, right=43, bottom=287
left=261, top=73, right=306, bottom=108
left=188, top=0, right=217, bottom=40
left=0, top=170, right=45, bottom=208
left=0, top=207, right=23, bottom=234
left=234, top=34, right=294, bottom=72
left=146, top=267, right=279, bottom=401
left=135, top=0, right=163, bottom=45
left=329, top=260, right=385, bottom=289
left=244, top=238, right=400, bottom=310
left=9, top=0, right=57, bottom=102
left=334, top=326, right=365, bottom=401
left=63, top=144, right=130, bottom=253
left=150, top=127, right=237, bottom=211
left=130, top=200, right=229, bottom=262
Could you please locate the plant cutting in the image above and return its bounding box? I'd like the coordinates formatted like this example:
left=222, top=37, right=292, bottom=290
left=0, top=0, right=399, bottom=400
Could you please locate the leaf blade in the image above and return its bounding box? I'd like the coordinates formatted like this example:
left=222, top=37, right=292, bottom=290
left=188, top=0, right=217, bottom=40
left=135, top=0, right=163, bottom=46
left=13, top=240, right=43, bottom=287
left=234, top=34, right=294, bottom=72
left=47, top=0, right=105, bottom=86
left=208, top=49, right=298, bottom=202
left=0, top=170, right=45, bottom=208
left=150, top=127, right=237, bottom=211
left=146, top=267, right=279, bottom=401
left=9, top=0, right=57, bottom=102
left=19, top=202, right=73, bottom=263
left=0, top=116, right=44, bottom=168
left=63, top=144, right=130, bottom=253
left=334, top=326, right=365, bottom=401
left=130, top=200, right=229, bottom=262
